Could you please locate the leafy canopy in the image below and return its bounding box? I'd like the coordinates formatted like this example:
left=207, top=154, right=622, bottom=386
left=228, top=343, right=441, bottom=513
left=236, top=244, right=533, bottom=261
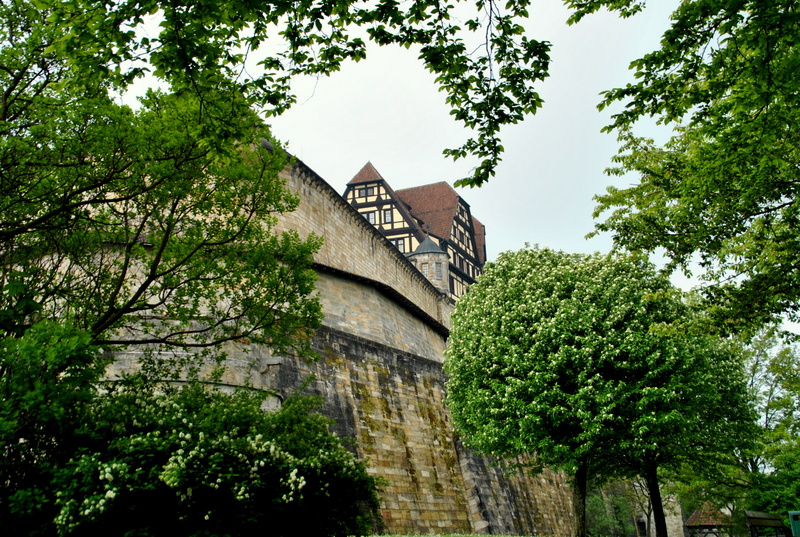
left=446, top=247, right=751, bottom=475
left=445, top=246, right=755, bottom=537
left=592, top=0, right=800, bottom=330
left=1, top=0, right=324, bottom=355
left=672, top=328, right=800, bottom=521
left=1, top=2, right=376, bottom=533
left=29, top=0, right=653, bottom=187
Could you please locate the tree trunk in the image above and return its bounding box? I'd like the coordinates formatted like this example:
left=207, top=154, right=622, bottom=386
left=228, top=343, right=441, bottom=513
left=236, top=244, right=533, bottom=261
left=643, top=465, right=668, bottom=537
left=573, top=462, right=588, bottom=537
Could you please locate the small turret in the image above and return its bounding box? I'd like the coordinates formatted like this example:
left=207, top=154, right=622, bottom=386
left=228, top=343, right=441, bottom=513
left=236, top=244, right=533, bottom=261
left=407, top=236, right=450, bottom=295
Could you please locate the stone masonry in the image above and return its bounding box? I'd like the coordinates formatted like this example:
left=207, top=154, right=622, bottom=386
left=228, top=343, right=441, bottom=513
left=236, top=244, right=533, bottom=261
left=113, top=158, right=576, bottom=535
left=265, top=160, right=575, bottom=535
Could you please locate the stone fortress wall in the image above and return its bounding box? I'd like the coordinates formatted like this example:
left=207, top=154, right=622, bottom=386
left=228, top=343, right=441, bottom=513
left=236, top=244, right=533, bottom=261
left=114, top=158, right=576, bottom=535
left=260, top=161, right=576, bottom=535
left=273, top=162, right=452, bottom=339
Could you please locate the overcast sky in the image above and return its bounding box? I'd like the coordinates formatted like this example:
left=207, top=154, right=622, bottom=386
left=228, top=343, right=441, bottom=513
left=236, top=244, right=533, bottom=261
left=268, top=0, right=681, bottom=264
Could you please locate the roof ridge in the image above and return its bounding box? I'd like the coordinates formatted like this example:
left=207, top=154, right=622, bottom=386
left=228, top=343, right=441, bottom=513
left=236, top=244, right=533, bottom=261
left=347, top=161, right=384, bottom=185
left=395, top=180, right=453, bottom=194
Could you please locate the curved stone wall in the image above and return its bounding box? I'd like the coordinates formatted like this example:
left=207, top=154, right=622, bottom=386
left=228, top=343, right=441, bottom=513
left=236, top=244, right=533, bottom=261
left=113, top=158, right=576, bottom=535
left=268, top=160, right=575, bottom=535
left=275, top=323, right=575, bottom=536
left=275, top=162, right=451, bottom=333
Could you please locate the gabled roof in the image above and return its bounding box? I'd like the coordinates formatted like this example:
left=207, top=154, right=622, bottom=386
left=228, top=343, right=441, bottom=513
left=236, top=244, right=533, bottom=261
left=396, top=182, right=486, bottom=265
left=745, top=512, right=788, bottom=529
left=345, top=165, right=486, bottom=267
left=345, top=163, right=426, bottom=240
left=347, top=161, right=384, bottom=185
left=685, top=504, right=732, bottom=528
left=395, top=182, right=459, bottom=240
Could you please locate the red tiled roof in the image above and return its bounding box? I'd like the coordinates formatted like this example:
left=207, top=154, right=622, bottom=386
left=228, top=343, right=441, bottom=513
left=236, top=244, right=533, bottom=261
left=472, top=215, right=486, bottom=265
left=395, top=182, right=459, bottom=240
left=395, top=181, right=486, bottom=265
left=685, top=504, right=732, bottom=528
left=344, top=164, right=487, bottom=266
left=347, top=161, right=384, bottom=185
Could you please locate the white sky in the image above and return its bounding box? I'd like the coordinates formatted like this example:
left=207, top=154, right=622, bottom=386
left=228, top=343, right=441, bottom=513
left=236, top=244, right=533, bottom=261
left=268, top=0, right=681, bottom=263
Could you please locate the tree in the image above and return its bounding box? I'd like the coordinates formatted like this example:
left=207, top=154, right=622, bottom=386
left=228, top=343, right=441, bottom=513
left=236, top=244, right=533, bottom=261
left=1, top=2, right=381, bottom=533
left=646, top=329, right=800, bottom=537
left=592, top=0, right=800, bottom=331
left=585, top=479, right=639, bottom=537
left=444, top=246, right=755, bottom=537
left=36, top=0, right=551, bottom=187
left=1, top=0, right=323, bottom=359
left=19, top=0, right=656, bottom=188
left=742, top=327, right=800, bottom=476
left=0, top=321, right=110, bottom=533
left=1, top=327, right=382, bottom=536
left=670, top=328, right=800, bottom=522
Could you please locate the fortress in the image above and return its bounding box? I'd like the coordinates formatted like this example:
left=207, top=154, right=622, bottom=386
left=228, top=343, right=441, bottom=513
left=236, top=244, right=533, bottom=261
left=115, top=157, right=575, bottom=535
left=274, top=159, right=576, bottom=535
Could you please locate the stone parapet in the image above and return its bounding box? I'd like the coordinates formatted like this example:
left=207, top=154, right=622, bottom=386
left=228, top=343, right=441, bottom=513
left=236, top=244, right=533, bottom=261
left=274, top=161, right=451, bottom=333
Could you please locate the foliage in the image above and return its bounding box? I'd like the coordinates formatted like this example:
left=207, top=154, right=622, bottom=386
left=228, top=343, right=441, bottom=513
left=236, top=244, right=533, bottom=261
left=0, top=321, right=110, bottom=531
left=749, top=450, right=800, bottom=518
left=669, top=328, right=800, bottom=522
left=17, top=0, right=656, bottom=187
left=743, top=328, right=800, bottom=474
left=592, top=0, right=800, bottom=330
left=586, top=481, right=638, bottom=537
left=1, top=340, right=382, bottom=536
left=445, top=246, right=752, bottom=474
left=444, top=246, right=755, bottom=537
left=37, top=0, right=549, bottom=187
left=2, top=2, right=382, bottom=534
left=55, top=385, right=381, bottom=537
left=0, top=16, right=323, bottom=353
left=0, top=71, right=320, bottom=356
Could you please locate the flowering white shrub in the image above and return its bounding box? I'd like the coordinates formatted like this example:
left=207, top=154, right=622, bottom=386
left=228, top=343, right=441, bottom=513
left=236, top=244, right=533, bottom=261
left=5, top=371, right=381, bottom=536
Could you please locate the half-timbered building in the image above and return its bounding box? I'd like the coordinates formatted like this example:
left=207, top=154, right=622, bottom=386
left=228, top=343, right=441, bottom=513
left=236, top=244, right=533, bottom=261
left=343, top=162, right=486, bottom=300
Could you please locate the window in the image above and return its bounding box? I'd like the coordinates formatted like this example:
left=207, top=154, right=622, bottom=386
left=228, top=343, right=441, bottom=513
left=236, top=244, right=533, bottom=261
left=363, top=211, right=376, bottom=224
left=356, top=186, right=374, bottom=198
left=383, top=209, right=393, bottom=223
left=394, top=238, right=405, bottom=253
left=421, top=262, right=429, bottom=277
left=434, top=262, right=443, bottom=280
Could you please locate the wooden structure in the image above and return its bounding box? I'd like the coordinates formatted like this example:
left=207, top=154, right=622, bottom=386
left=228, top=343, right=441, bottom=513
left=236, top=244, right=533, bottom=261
left=745, top=511, right=789, bottom=537
left=684, top=503, right=733, bottom=537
